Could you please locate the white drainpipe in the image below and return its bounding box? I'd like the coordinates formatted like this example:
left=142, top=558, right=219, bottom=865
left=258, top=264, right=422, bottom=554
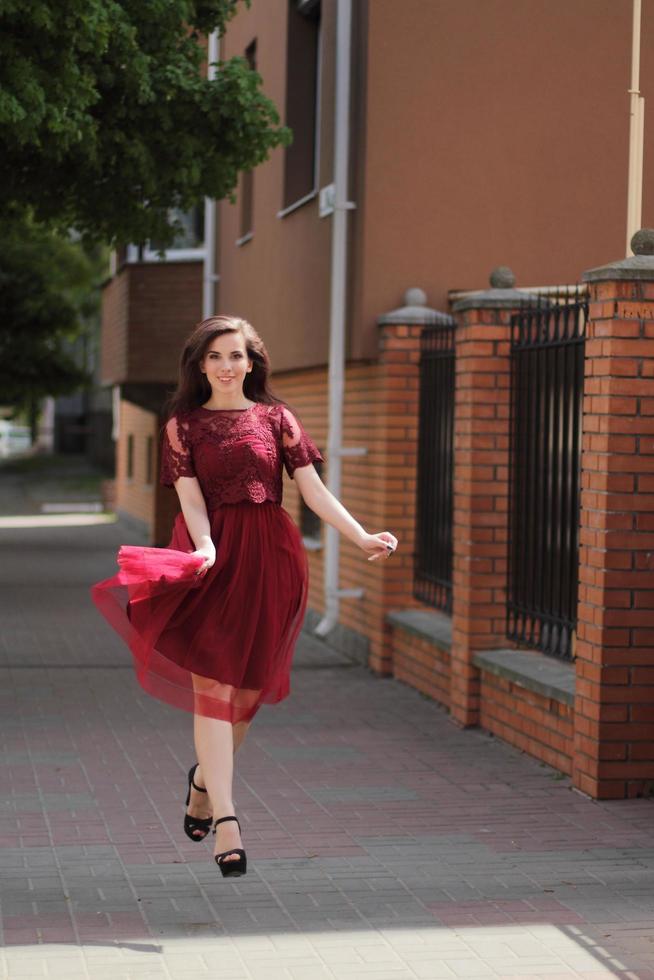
left=203, top=30, right=220, bottom=319
left=626, top=0, right=644, bottom=255
left=314, top=0, right=365, bottom=638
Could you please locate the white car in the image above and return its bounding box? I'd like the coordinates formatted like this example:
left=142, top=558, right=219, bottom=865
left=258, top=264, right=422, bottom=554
left=0, top=420, right=32, bottom=458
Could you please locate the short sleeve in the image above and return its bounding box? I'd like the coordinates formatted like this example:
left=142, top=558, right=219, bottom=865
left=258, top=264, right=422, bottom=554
left=160, top=416, right=196, bottom=487
left=280, top=407, right=323, bottom=478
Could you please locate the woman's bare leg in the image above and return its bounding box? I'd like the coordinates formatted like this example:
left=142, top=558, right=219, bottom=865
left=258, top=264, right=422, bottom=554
left=232, top=719, right=251, bottom=754
left=186, top=720, right=251, bottom=839
left=186, top=676, right=256, bottom=862
left=192, top=714, right=243, bottom=862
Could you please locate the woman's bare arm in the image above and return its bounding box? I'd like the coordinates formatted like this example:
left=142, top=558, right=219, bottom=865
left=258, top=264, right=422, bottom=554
left=174, top=476, right=215, bottom=572
left=292, top=464, right=397, bottom=561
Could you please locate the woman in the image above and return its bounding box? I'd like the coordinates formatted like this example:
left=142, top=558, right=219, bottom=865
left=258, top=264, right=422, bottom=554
left=92, top=314, right=397, bottom=878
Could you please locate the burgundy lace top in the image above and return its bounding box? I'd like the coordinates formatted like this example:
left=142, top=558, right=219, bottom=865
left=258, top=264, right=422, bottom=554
left=160, top=403, right=323, bottom=510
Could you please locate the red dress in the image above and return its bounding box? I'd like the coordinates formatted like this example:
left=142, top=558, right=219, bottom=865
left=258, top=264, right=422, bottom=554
left=91, top=403, right=323, bottom=724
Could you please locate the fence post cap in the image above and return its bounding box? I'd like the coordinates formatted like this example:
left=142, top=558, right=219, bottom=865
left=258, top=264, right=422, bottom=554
left=631, top=228, right=654, bottom=255
left=378, top=287, right=452, bottom=326
left=582, top=228, right=654, bottom=282
left=404, top=287, right=428, bottom=306
left=489, top=266, right=516, bottom=288
left=452, top=266, right=538, bottom=312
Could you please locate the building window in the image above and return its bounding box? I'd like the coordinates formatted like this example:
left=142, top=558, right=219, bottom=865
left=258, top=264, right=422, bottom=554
left=282, top=0, right=321, bottom=211
left=147, top=206, right=205, bottom=254
left=300, top=457, right=323, bottom=541
left=145, top=435, right=154, bottom=485
left=125, top=205, right=206, bottom=263
left=126, top=434, right=134, bottom=480
left=238, top=40, right=257, bottom=243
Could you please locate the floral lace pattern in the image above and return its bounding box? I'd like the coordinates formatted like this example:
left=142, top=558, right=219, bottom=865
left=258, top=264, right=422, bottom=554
left=160, top=403, right=323, bottom=510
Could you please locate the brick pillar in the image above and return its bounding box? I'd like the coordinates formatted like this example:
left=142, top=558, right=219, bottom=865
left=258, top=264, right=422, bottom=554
left=449, top=269, right=538, bottom=726
left=370, top=289, right=447, bottom=674
left=574, top=229, right=654, bottom=799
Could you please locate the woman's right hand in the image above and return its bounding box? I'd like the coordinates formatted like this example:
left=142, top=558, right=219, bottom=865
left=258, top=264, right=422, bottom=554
left=191, top=543, right=216, bottom=575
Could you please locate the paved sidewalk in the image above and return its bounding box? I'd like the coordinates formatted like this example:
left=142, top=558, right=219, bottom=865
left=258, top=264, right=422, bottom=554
left=1, top=513, right=653, bottom=980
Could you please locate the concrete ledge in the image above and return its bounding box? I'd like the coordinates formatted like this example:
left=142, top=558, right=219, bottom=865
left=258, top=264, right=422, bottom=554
left=582, top=254, right=654, bottom=283
left=386, top=608, right=452, bottom=652
left=473, top=649, right=575, bottom=706
left=452, top=288, right=540, bottom=312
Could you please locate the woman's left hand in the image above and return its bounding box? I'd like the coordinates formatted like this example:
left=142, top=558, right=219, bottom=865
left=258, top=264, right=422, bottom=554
left=357, top=530, right=398, bottom=562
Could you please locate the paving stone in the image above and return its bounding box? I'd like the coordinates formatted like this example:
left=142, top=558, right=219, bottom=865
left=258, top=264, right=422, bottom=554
left=0, top=506, right=653, bottom=979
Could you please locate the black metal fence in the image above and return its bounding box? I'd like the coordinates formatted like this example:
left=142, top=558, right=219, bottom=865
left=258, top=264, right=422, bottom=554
left=507, top=290, right=588, bottom=660
left=414, top=317, right=457, bottom=612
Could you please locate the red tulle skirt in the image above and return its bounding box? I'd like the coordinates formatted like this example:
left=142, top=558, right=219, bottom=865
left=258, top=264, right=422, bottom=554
left=91, top=502, right=309, bottom=724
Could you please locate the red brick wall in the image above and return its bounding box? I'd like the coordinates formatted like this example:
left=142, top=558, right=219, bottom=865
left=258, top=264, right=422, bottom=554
left=274, top=331, right=424, bottom=671
left=100, top=262, right=203, bottom=386
left=101, top=270, right=129, bottom=385
left=379, top=301, right=576, bottom=780
left=392, top=628, right=450, bottom=708
left=450, top=306, right=513, bottom=727
left=480, top=672, right=574, bottom=776
left=273, top=368, right=328, bottom=615
left=373, top=325, right=425, bottom=670
left=115, top=401, right=158, bottom=533
left=128, top=262, right=203, bottom=382
left=574, top=275, right=654, bottom=799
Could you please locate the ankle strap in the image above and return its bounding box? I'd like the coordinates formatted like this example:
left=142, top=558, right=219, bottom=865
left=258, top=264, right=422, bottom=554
left=190, top=764, right=207, bottom=793
left=213, top=815, right=240, bottom=830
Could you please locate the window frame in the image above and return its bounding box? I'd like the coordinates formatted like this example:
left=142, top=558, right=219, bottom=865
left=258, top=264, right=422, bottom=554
left=237, top=39, right=257, bottom=243
left=278, top=0, right=322, bottom=218
left=145, top=434, right=155, bottom=486
left=126, top=433, right=135, bottom=481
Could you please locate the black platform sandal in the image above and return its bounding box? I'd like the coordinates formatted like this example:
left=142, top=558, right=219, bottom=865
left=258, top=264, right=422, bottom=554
left=183, top=763, right=212, bottom=842
left=213, top=815, right=247, bottom=877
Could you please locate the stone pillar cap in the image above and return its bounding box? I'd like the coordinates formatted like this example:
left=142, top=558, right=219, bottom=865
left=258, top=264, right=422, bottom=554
left=582, top=228, right=654, bottom=282
left=452, top=266, right=539, bottom=312
left=378, top=287, right=453, bottom=326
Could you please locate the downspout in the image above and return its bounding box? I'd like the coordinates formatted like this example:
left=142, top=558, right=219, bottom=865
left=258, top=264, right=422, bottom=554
left=203, top=30, right=220, bottom=318
left=626, top=0, right=644, bottom=254
left=314, top=0, right=364, bottom=638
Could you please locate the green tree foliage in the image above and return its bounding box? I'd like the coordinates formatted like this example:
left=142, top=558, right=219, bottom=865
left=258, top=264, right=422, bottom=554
left=0, top=1, right=290, bottom=413
left=0, top=216, right=104, bottom=412
left=0, top=0, right=289, bottom=245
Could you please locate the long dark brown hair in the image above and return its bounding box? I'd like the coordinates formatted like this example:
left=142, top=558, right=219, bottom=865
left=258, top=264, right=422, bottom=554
left=164, top=315, right=284, bottom=420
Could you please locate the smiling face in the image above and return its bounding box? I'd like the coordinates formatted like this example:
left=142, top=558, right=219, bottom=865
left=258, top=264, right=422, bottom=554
left=199, top=330, right=252, bottom=398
